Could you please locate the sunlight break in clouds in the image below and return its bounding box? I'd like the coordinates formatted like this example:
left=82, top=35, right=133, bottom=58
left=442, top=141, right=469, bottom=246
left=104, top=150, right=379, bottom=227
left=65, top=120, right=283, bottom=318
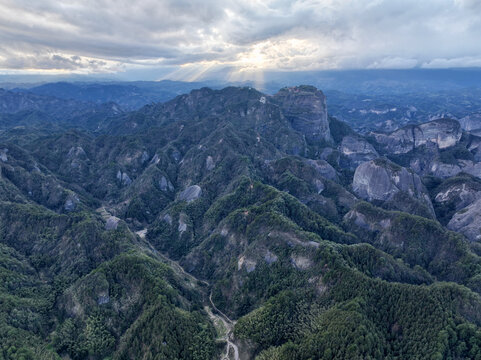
left=0, top=0, right=481, bottom=79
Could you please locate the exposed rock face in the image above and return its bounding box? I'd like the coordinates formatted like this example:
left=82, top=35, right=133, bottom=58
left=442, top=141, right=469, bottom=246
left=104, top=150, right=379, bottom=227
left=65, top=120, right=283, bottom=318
left=353, top=159, right=434, bottom=217
left=372, top=119, right=462, bottom=154
left=178, top=185, right=202, bottom=203
left=428, top=161, right=462, bottom=178
left=97, top=295, right=110, bottom=305
left=339, top=135, right=379, bottom=169
left=314, top=179, right=325, bottom=194
left=116, top=170, right=132, bottom=186
left=64, top=193, right=80, bottom=212
left=162, top=213, right=172, bottom=225
left=205, top=156, right=215, bottom=171
left=150, top=153, right=160, bottom=164
left=448, top=198, right=481, bottom=241
left=171, top=149, right=182, bottom=163
left=435, top=182, right=481, bottom=212
left=459, top=161, right=481, bottom=178
left=417, top=119, right=462, bottom=149
left=344, top=209, right=391, bottom=233
left=178, top=213, right=188, bottom=233
left=430, top=160, right=481, bottom=179
left=159, top=176, right=174, bottom=192
left=305, top=159, right=338, bottom=181
left=290, top=255, right=313, bottom=270
left=264, top=250, right=278, bottom=264
left=67, top=146, right=86, bottom=159
left=105, top=216, right=120, bottom=230
left=459, top=113, right=481, bottom=132
left=141, top=151, right=149, bottom=163
left=0, top=148, right=7, bottom=162
left=409, top=145, right=481, bottom=180
left=274, top=85, right=331, bottom=142
left=354, top=159, right=421, bottom=201
left=237, top=256, right=256, bottom=273
left=467, top=135, right=481, bottom=162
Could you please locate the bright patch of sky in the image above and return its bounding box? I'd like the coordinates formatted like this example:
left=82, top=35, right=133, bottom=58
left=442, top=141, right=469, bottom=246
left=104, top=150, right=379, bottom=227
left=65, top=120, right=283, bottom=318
left=0, top=0, right=480, bottom=80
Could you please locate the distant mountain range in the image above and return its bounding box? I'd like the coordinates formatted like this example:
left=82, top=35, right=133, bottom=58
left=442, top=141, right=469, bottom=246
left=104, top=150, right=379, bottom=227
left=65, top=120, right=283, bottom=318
left=5, top=71, right=481, bottom=134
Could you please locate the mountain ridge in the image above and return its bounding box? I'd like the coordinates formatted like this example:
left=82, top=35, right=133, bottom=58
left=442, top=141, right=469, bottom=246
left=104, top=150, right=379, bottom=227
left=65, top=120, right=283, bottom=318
left=3, top=84, right=481, bottom=359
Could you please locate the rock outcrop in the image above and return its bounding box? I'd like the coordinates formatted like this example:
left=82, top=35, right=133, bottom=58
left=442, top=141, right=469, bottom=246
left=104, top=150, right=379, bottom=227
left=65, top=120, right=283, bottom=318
left=305, top=159, right=338, bottom=181
left=105, top=216, right=120, bottom=230
left=459, top=113, right=481, bottom=133
left=338, top=135, right=379, bottom=169
left=353, top=158, right=434, bottom=217
left=448, top=198, right=481, bottom=241
left=178, top=185, right=202, bottom=203
left=434, top=179, right=481, bottom=212
left=117, top=170, right=132, bottom=186
left=274, top=85, right=331, bottom=142
left=64, top=193, right=80, bottom=212
left=0, top=148, right=8, bottom=162
left=372, top=118, right=462, bottom=154
left=159, top=176, right=174, bottom=192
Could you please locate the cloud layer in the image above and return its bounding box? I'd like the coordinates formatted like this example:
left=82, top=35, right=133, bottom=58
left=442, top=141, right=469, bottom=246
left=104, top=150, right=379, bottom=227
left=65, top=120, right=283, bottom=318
left=1, top=0, right=481, bottom=78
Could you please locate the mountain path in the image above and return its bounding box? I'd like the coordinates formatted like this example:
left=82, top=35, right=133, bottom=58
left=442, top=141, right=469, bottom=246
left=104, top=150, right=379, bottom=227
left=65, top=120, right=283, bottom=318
left=96, top=207, right=240, bottom=360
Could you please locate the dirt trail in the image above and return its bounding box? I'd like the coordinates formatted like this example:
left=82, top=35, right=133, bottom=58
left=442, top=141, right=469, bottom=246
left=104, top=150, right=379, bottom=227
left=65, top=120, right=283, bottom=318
left=149, top=245, right=240, bottom=359
left=205, top=305, right=239, bottom=360
left=97, top=206, right=241, bottom=359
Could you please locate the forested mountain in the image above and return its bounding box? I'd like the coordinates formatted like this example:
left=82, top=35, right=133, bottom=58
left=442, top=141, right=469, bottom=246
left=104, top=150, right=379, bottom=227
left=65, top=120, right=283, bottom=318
left=11, top=80, right=217, bottom=111
left=3, top=84, right=481, bottom=359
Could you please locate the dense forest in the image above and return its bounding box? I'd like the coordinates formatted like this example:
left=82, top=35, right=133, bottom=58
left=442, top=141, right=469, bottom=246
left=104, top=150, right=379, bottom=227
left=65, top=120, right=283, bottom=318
left=2, top=84, right=481, bottom=359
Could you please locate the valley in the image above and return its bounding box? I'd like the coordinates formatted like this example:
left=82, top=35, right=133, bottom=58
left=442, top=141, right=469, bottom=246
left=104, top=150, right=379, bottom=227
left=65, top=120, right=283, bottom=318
left=3, top=83, right=481, bottom=359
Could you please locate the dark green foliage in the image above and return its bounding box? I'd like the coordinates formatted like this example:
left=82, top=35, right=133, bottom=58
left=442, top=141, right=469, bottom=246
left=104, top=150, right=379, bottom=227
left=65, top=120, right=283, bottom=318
left=439, top=143, right=475, bottom=164
left=205, top=178, right=356, bottom=245
left=236, top=250, right=481, bottom=359
left=50, top=253, right=216, bottom=360
left=344, top=202, right=481, bottom=289
left=328, top=116, right=356, bottom=143
left=4, top=85, right=481, bottom=360
left=341, top=243, right=433, bottom=284
left=115, top=301, right=215, bottom=360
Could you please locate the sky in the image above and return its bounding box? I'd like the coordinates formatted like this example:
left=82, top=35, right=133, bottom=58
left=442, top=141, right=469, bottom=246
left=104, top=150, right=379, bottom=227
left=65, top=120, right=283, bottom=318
left=1, top=0, right=481, bottom=81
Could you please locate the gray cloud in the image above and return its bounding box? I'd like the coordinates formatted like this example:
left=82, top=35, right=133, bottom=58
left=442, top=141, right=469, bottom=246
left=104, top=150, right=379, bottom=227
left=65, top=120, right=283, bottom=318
left=0, top=0, right=480, bottom=76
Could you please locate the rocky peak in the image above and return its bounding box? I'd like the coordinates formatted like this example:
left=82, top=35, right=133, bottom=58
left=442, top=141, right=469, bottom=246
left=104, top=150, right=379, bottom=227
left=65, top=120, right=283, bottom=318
left=372, top=118, right=462, bottom=154
left=274, top=85, right=331, bottom=142
left=353, top=158, right=434, bottom=217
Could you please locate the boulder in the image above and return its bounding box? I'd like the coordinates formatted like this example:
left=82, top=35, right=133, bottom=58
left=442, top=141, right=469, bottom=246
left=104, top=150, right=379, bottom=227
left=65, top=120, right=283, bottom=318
left=178, top=185, right=202, bottom=203
left=159, top=176, right=174, bottom=192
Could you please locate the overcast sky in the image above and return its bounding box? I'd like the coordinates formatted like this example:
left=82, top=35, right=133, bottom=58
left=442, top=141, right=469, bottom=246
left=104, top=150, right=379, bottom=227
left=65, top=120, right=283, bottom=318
left=1, top=0, right=480, bottom=80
